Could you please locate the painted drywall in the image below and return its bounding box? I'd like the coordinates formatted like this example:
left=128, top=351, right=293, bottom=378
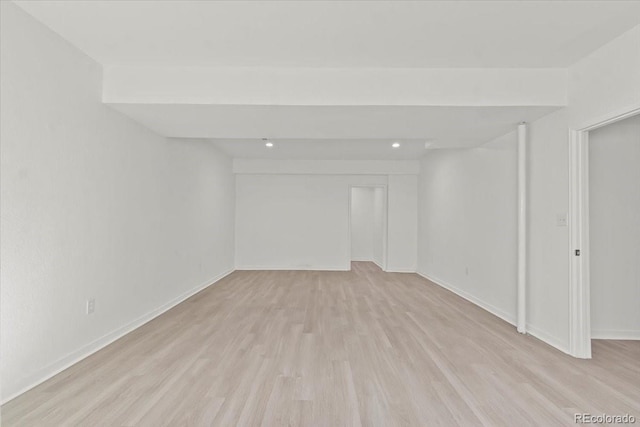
left=417, top=133, right=518, bottom=324
left=568, top=26, right=640, bottom=127
left=235, top=160, right=418, bottom=272
left=527, top=25, right=640, bottom=352
left=16, top=1, right=640, bottom=69
left=526, top=108, right=572, bottom=349
left=589, top=114, right=640, bottom=339
left=372, top=187, right=386, bottom=269
left=0, top=2, right=235, bottom=402
left=235, top=174, right=387, bottom=270
left=104, top=66, right=567, bottom=106
left=387, top=175, right=418, bottom=272
left=350, top=187, right=375, bottom=261
left=233, top=159, right=420, bottom=175
left=416, top=25, right=640, bottom=354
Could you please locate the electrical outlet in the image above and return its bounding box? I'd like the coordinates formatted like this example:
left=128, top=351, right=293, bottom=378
left=86, top=298, right=95, bottom=315
left=556, top=213, right=568, bottom=227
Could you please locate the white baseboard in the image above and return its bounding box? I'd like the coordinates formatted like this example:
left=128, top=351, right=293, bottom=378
left=236, top=265, right=350, bottom=271
left=1, top=268, right=234, bottom=405
left=416, top=271, right=572, bottom=355
left=385, top=268, right=417, bottom=273
left=525, top=324, right=571, bottom=354
left=372, top=259, right=384, bottom=271
left=416, top=271, right=516, bottom=326
left=591, top=329, right=640, bottom=340
left=349, top=260, right=415, bottom=273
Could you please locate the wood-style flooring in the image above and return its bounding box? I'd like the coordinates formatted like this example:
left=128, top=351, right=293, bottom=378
left=2, top=262, right=639, bottom=426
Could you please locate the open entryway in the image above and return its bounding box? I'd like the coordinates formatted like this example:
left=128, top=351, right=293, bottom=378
left=569, top=108, right=640, bottom=358
left=349, top=186, right=387, bottom=271
left=589, top=114, right=640, bottom=341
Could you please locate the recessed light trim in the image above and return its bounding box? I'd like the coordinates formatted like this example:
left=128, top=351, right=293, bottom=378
left=392, top=142, right=401, bottom=148
left=265, top=142, right=274, bottom=147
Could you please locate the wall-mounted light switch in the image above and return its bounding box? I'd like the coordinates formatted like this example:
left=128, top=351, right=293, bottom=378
left=86, top=298, right=95, bottom=314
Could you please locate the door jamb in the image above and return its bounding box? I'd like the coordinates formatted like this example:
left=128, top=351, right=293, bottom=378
left=348, top=185, right=388, bottom=271
left=568, top=104, right=640, bottom=359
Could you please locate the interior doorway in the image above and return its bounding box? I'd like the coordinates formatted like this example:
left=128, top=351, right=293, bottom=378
left=588, top=114, right=640, bottom=341
left=569, top=107, right=640, bottom=358
left=349, top=186, right=387, bottom=271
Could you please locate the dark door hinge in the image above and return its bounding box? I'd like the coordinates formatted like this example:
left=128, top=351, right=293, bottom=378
left=575, top=249, right=581, bottom=256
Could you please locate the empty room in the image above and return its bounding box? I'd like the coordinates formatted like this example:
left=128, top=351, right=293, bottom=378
left=1, top=1, right=639, bottom=425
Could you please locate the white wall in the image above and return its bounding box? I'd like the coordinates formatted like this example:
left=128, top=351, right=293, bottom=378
left=234, top=164, right=420, bottom=272
left=235, top=174, right=387, bottom=270
left=526, top=25, right=640, bottom=352
left=0, top=2, right=235, bottom=403
left=589, top=114, right=640, bottom=339
left=234, top=159, right=418, bottom=272
left=233, top=159, right=419, bottom=175
left=387, top=175, right=418, bottom=272
left=568, top=26, right=640, bottom=127
left=417, top=133, right=518, bottom=324
left=104, top=65, right=567, bottom=107
left=416, top=26, right=640, bottom=354
left=372, top=187, right=386, bottom=269
left=350, top=188, right=375, bottom=261
left=526, top=108, right=572, bottom=349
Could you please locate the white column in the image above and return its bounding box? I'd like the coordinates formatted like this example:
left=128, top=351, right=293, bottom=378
left=517, top=122, right=528, bottom=334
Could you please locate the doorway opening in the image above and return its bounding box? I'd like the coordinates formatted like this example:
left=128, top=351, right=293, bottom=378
left=348, top=186, right=387, bottom=271
left=588, top=114, right=640, bottom=342
left=569, top=107, right=640, bottom=358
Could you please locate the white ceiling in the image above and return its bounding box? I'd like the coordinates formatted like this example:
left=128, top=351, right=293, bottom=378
left=108, top=104, right=559, bottom=143
left=15, top=1, right=640, bottom=68
left=14, top=0, right=638, bottom=160
left=107, top=104, right=559, bottom=158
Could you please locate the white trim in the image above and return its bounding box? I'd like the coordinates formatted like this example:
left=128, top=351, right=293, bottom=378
left=234, top=178, right=240, bottom=271
left=572, top=102, right=640, bottom=132
left=591, top=330, right=640, bottom=340
left=347, top=185, right=353, bottom=268
left=372, top=259, right=385, bottom=271
left=525, top=324, right=571, bottom=355
left=236, top=265, right=349, bottom=271
left=350, top=257, right=374, bottom=262
left=385, top=268, right=416, bottom=273
left=417, top=271, right=572, bottom=354
left=516, top=122, right=528, bottom=334
left=1, top=268, right=235, bottom=405
left=568, top=105, right=640, bottom=359
left=416, top=271, right=516, bottom=326
left=348, top=184, right=389, bottom=272
left=568, top=129, right=591, bottom=358
left=383, top=186, right=389, bottom=272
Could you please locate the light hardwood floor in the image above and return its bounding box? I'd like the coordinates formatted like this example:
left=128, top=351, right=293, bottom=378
left=2, top=262, right=639, bottom=426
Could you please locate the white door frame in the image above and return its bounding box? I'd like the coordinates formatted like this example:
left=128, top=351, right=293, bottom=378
left=348, top=185, right=388, bottom=271
left=568, top=104, right=640, bottom=359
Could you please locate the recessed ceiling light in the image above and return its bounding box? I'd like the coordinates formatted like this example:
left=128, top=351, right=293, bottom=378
left=265, top=142, right=273, bottom=147
left=392, top=142, right=400, bottom=148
